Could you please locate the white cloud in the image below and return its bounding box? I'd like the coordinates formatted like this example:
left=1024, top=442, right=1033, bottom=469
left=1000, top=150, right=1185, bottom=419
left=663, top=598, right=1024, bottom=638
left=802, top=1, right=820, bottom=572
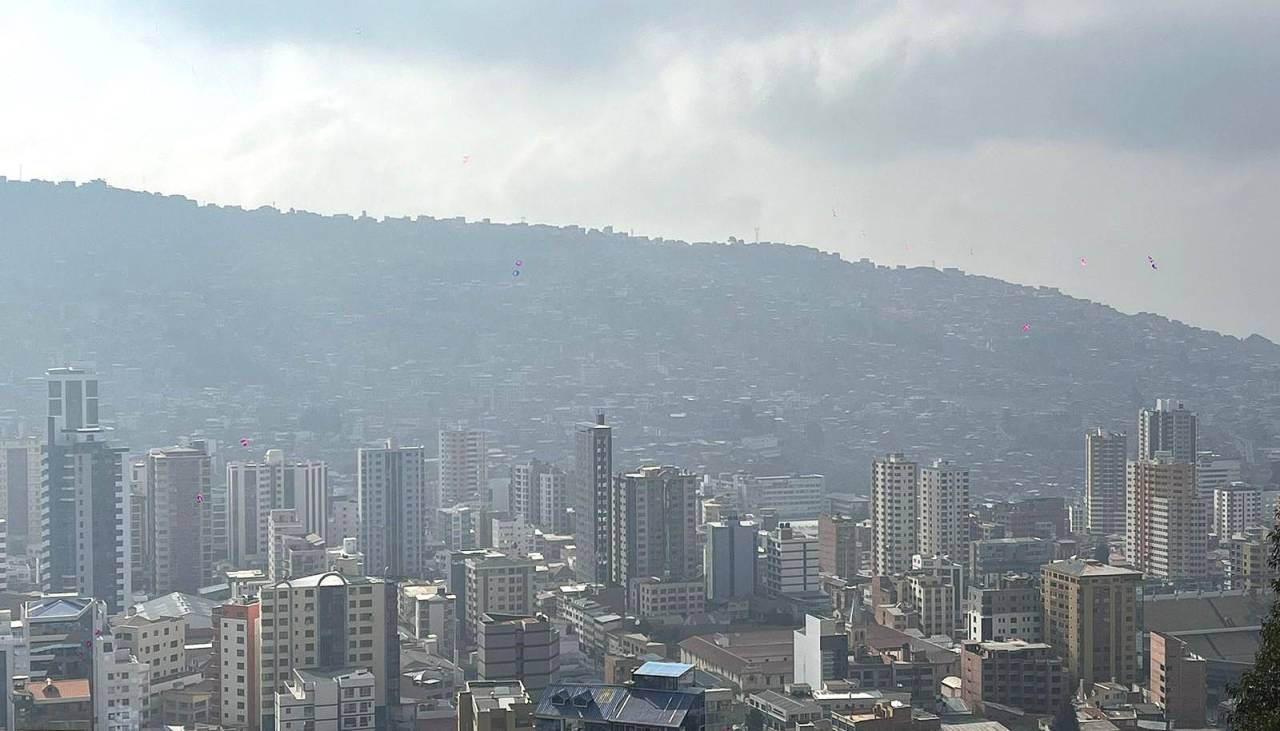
left=2, top=1, right=1277, bottom=339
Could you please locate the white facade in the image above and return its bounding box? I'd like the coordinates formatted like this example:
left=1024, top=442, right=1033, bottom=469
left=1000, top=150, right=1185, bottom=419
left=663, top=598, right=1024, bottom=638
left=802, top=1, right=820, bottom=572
left=763, top=523, right=819, bottom=596
left=1198, top=453, right=1243, bottom=497
left=228, top=452, right=329, bottom=568
left=737, top=474, right=825, bottom=519
left=538, top=470, right=568, bottom=532
left=904, top=574, right=955, bottom=638
left=1214, top=483, right=1263, bottom=537
left=93, top=643, right=151, bottom=731
left=918, top=460, right=969, bottom=562
left=489, top=515, right=536, bottom=556
left=275, top=667, right=376, bottom=731
left=872, top=453, right=918, bottom=577
left=439, top=428, right=488, bottom=507
left=113, top=614, right=185, bottom=683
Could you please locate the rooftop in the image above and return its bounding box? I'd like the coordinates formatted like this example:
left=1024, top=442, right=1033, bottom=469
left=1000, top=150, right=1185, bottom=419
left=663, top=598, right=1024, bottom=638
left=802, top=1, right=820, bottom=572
left=1043, top=560, right=1142, bottom=578
left=634, top=661, right=694, bottom=679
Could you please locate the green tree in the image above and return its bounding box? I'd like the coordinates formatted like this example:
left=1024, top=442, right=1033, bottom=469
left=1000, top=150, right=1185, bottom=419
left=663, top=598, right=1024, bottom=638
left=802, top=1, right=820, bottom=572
left=1228, top=518, right=1280, bottom=729
left=1051, top=699, right=1080, bottom=731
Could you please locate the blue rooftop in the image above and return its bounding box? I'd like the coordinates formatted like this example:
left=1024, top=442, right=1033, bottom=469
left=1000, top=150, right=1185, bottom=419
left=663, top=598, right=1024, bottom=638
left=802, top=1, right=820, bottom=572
left=634, top=661, right=694, bottom=679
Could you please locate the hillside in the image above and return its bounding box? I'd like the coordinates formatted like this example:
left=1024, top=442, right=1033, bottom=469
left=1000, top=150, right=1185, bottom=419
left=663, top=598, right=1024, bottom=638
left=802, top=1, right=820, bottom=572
left=2, top=177, right=1278, bottom=495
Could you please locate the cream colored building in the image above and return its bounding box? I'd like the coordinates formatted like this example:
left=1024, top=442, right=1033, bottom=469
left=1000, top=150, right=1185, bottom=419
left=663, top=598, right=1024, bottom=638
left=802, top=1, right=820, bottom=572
left=1126, top=454, right=1207, bottom=582
left=871, top=454, right=918, bottom=577
left=917, top=459, right=969, bottom=563
left=1041, top=559, right=1142, bottom=687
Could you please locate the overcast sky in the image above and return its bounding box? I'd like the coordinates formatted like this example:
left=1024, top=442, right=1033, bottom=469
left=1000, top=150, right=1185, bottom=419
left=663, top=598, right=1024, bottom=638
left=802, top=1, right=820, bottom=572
left=3, top=1, right=1278, bottom=340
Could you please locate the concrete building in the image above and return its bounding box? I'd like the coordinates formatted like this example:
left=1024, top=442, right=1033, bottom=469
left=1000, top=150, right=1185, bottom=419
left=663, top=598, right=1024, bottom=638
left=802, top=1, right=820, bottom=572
left=226, top=451, right=328, bottom=567
left=1197, top=452, right=1243, bottom=497
left=965, top=575, right=1041, bottom=643
left=267, top=508, right=328, bottom=583
left=212, top=597, right=260, bottom=729
left=439, top=428, right=488, bottom=508
left=1214, top=482, right=1263, bottom=537
left=93, top=644, right=151, bottom=731
left=41, top=367, right=132, bottom=611
left=574, top=414, right=613, bottom=584
left=1085, top=428, right=1128, bottom=535
left=274, top=666, right=376, bottom=731
left=0, top=436, right=41, bottom=559
left=463, top=554, right=536, bottom=651
left=959, top=640, right=1068, bottom=714
left=705, top=516, right=758, bottom=603
left=459, top=680, right=535, bottom=731
left=257, top=572, right=399, bottom=730
left=1149, top=631, right=1207, bottom=728
left=1138, top=399, right=1197, bottom=464
left=968, top=538, right=1051, bottom=587
left=678, top=629, right=794, bottom=694
left=400, top=582, right=456, bottom=661
left=145, top=442, right=224, bottom=595
left=633, top=577, right=707, bottom=621
left=738, top=474, right=826, bottom=519
left=871, top=454, right=918, bottom=577
left=1041, top=560, right=1142, bottom=687
left=1126, top=454, right=1207, bottom=582
left=1227, top=527, right=1277, bottom=591
left=357, top=439, right=425, bottom=579
left=510, top=459, right=553, bottom=527
left=111, top=613, right=185, bottom=684
left=793, top=614, right=849, bottom=690
left=538, top=468, right=570, bottom=534
left=917, top=459, right=969, bottom=563
left=763, top=523, right=820, bottom=597
left=477, top=613, right=560, bottom=699
left=611, top=465, right=700, bottom=608
left=819, top=513, right=862, bottom=580
left=902, top=573, right=955, bottom=639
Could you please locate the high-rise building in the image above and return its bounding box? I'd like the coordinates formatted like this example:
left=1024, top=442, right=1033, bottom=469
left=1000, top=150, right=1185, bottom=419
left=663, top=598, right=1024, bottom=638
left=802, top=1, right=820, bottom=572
left=574, top=414, right=613, bottom=584
left=1150, top=631, right=1207, bottom=728
left=1085, top=429, right=1128, bottom=535
left=439, top=428, right=488, bottom=508
left=871, top=453, right=918, bottom=576
left=146, top=442, right=223, bottom=595
left=0, top=436, right=41, bottom=558
left=818, top=513, right=861, bottom=580
left=40, top=367, right=131, bottom=611
left=1196, top=452, right=1243, bottom=497
left=211, top=596, right=260, bottom=729
left=792, top=614, right=849, bottom=690
left=267, top=508, right=327, bottom=583
left=510, top=459, right=557, bottom=527
left=1213, top=482, right=1263, bottom=537
left=1041, top=560, right=1142, bottom=687
left=968, top=538, right=1052, bottom=586
left=610, top=465, right=700, bottom=605
left=477, top=613, right=560, bottom=699
left=463, top=554, right=536, bottom=651
left=357, top=439, right=425, bottom=579
left=538, top=468, right=570, bottom=534
left=918, top=459, right=969, bottom=562
left=705, top=516, right=758, bottom=603
left=226, top=451, right=328, bottom=568
left=763, top=523, right=819, bottom=596
left=1126, top=454, right=1207, bottom=582
left=257, top=572, right=399, bottom=730
left=1138, top=399, right=1197, bottom=464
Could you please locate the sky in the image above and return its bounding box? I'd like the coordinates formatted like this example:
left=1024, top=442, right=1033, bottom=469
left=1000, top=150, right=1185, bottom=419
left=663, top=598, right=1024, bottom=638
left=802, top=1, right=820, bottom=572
left=3, top=1, right=1279, bottom=340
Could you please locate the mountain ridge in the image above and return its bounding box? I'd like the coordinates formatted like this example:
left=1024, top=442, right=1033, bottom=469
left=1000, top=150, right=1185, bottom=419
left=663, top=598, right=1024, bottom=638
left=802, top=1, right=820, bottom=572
left=2, top=177, right=1278, bottom=494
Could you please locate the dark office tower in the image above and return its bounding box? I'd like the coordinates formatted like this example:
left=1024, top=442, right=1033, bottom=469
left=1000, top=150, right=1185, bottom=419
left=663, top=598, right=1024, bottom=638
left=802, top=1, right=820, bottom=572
left=0, top=436, right=40, bottom=557
left=1085, top=429, right=1128, bottom=535
left=574, top=414, right=612, bottom=584
left=610, top=466, right=700, bottom=593
left=40, top=367, right=131, bottom=611
left=1138, top=399, right=1197, bottom=464
left=358, top=439, right=426, bottom=579
left=145, top=441, right=222, bottom=594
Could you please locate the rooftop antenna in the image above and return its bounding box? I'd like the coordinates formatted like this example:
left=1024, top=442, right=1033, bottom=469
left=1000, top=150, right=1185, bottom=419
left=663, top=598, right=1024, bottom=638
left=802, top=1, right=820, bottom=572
left=755, top=226, right=760, bottom=243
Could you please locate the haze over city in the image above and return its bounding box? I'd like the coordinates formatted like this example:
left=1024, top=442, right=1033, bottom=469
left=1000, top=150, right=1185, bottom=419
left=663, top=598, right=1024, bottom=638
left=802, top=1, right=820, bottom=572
left=2, top=3, right=1280, bottom=731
